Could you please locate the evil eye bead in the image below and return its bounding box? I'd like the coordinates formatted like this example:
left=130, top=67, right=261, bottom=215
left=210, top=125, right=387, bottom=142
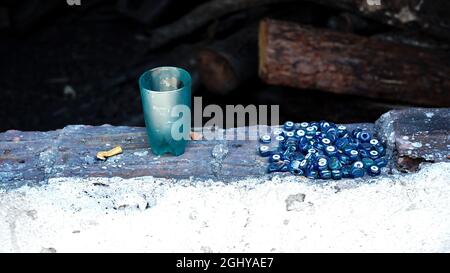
left=360, top=142, right=372, bottom=151
left=338, top=154, right=351, bottom=165
left=337, top=125, right=347, bottom=137
left=316, top=157, right=329, bottom=171
left=293, top=123, right=302, bottom=130
left=350, top=161, right=365, bottom=178
left=275, top=135, right=285, bottom=145
left=272, top=128, right=284, bottom=137
left=335, top=137, right=350, bottom=150
left=299, top=159, right=310, bottom=170
left=319, top=170, right=332, bottom=179
left=289, top=160, right=304, bottom=176
left=260, top=134, right=271, bottom=144
left=367, top=165, right=381, bottom=176
left=359, top=149, right=369, bottom=158
left=267, top=162, right=282, bottom=173
left=325, top=145, right=338, bottom=157
left=358, top=131, right=372, bottom=143
left=284, top=121, right=294, bottom=131
left=305, top=168, right=319, bottom=179
left=285, top=131, right=295, bottom=138
left=300, top=122, right=309, bottom=129
left=341, top=166, right=351, bottom=178
left=293, top=153, right=305, bottom=161
left=328, top=156, right=342, bottom=170
left=305, top=126, right=316, bottom=136
left=375, top=144, right=385, bottom=155
left=331, top=170, right=342, bottom=180
left=374, top=157, right=388, bottom=168
left=259, top=145, right=272, bottom=157
left=296, top=129, right=306, bottom=138
left=279, top=160, right=290, bottom=172
left=369, top=150, right=380, bottom=159
left=319, top=121, right=331, bottom=132
left=352, top=128, right=363, bottom=139
left=348, top=149, right=359, bottom=161
left=361, top=157, right=375, bottom=170
left=298, top=137, right=310, bottom=152
left=269, top=154, right=282, bottom=163
left=321, top=138, right=331, bottom=146
left=369, top=138, right=380, bottom=147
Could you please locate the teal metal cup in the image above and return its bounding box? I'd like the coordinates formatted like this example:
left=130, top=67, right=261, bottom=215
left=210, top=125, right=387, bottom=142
left=139, top=67, right=192, bottom=156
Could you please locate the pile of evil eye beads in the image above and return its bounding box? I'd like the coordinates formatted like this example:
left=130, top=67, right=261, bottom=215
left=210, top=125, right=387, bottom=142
left=258, top=121, right=387, bottom=179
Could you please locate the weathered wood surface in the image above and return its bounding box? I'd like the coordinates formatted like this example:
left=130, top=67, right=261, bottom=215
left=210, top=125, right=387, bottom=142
left=259, top=19, right=450, bottom=106
left=0, top=124, right=373, bottom=190
left=1, top=108, right=448, bottom=190
left=375, top=108, right=450, bottom=171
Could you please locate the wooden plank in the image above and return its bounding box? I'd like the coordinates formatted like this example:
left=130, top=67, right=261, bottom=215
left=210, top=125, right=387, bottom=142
left=0, top=123, right=373, bottom=190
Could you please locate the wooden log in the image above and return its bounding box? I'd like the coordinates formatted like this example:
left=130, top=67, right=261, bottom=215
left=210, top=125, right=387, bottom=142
left=305, top=0, right=450, bottom=41
left=197, top=25, right=258, bottom=94
left=259, top=19, right=450, bottom=106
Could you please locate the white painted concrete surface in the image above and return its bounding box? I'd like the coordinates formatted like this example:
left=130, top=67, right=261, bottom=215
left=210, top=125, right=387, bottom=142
left=1, top=163, right=449, bottom=253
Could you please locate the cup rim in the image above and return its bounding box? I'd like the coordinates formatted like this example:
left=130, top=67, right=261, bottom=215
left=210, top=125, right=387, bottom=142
left=139, top=66, right=191, bottom=94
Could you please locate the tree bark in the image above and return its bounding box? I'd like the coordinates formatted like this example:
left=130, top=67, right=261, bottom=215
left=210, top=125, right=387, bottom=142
left=259, top=19, right=450, bottom=106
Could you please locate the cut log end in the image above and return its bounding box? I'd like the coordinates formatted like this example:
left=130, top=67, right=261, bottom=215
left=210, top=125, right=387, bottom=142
left=197, top=49, right=239, bottom=95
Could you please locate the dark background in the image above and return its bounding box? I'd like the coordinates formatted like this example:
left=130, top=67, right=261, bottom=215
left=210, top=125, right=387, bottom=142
left=0, top=0, right=447, bottom=132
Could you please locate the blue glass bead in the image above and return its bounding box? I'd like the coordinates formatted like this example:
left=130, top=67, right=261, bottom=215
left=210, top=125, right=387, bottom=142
left=299, top=159, right=310, bottom=170
left=338, top=154, right=351, bottom=165
left=319, top=170, right=332, bottom=179
left=284, top=131, right=295, bottom=139
left=360, top=142, right=372, bottom=151
left=352, top=128, right=363, bottom=139
left=289, top=160, right=304, bottom=175
left=269, top=153, right=282, bottom=163
left=350, top=138, right=361, bottom=147
left=375, top=144, right=385, bottom=156
left=298, top=137, right=310, bottom=152
left=293, top=153, right=305, bottom=161
left=275, top=135, right=285, bottom=145
left=282, top=146, right=296, bottom=160
left=293, top=123, right=302, bottom=130
left=350, top=161, right=365, bottom=178
left=358, top=131, right=371, bottom=142
left=359, top=149, right=369, bottom=158
left=341, top=166, right=352, bottom=178
left=267, top=162, right=283, bottom=173
left=348, top=149, right=359, bottom=161
left=299, top=122, right=309, bottom=129
left=284, top=121, right=294, bottom=131
left=310, top=121, right=319, bottom=130
left=279, top=160, right=290, bottom=172
left=259, top=145, right=276, bottom=157
left=272, top=128, right=283, bottom=137
left=367, top=165, right=381, bottom=176
left=296, top=129, right=306, bottom=138
left=305, top=168, right=318, bottom=179
left=374, top=157, right=388, bottom=168
left=260, top=134, right=271, bottom=144
left=321, top=138, right=332, bottom=146
left=324, top=145, right=338, bottom=157
left=316, top=157, right=329, bottom=171
left=335, top=137, right=350, bottom=150
left=361, top=157, right=375, bottom=170
left=319, top=121, right=332, bottom=132
left=305, top=126, right=316, bottom=136
left=369, top=138, right=380, bottom=148
left=313, top=141, right=325, bottom=151
left=331, top=170, right=342, bottom=180
left=337, top=125, right=348, bottom=137
left=369, top=150, right=380, bottom=159
left=328, top=156, right=342, bottom=170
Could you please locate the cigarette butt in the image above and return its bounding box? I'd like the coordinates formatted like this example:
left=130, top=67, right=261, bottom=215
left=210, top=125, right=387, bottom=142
left=97, top=146, right=123, bottom=161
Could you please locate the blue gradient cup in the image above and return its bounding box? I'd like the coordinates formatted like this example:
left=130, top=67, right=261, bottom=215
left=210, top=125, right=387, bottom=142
left=139, top=67, right=192, bottom=156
